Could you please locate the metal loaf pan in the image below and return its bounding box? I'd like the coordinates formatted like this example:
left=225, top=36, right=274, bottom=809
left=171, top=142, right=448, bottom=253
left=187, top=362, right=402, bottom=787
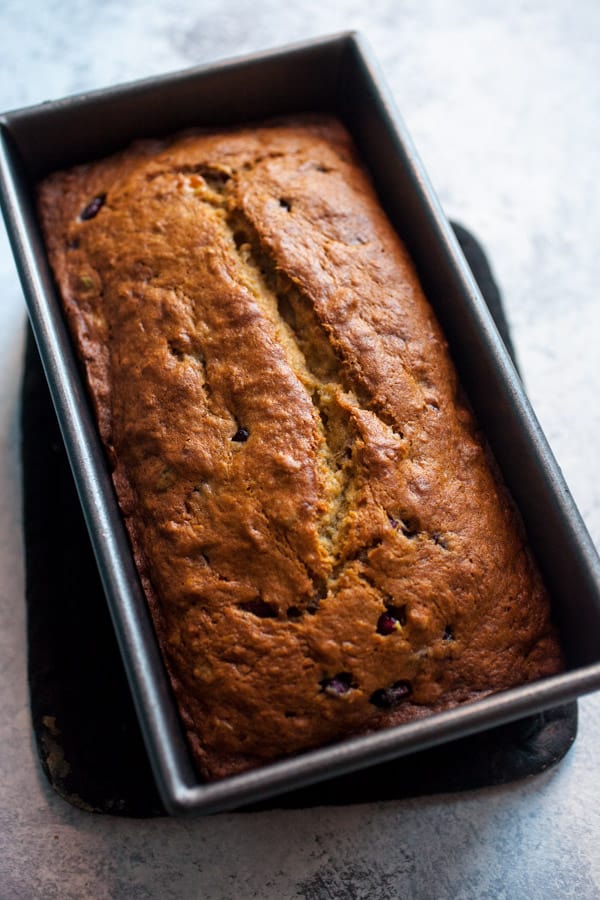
left=2, top=32, right=600, bottom=816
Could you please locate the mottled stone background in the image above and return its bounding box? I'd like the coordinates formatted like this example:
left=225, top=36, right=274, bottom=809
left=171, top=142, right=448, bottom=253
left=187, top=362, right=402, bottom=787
left=1, top=1, right=599, bottom=897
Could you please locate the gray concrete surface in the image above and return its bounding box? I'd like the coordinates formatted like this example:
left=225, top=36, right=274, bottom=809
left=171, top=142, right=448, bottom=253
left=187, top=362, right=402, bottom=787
left=1, top=1, right=599, bottom=897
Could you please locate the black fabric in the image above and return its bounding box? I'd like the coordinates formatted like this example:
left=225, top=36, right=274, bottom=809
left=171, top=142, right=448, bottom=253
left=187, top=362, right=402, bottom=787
left=22, top=224, right=576, bottom=816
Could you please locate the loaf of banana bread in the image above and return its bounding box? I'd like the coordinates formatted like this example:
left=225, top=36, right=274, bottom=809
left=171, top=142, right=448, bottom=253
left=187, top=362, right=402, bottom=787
left=37, top=117, right=563, bottom=780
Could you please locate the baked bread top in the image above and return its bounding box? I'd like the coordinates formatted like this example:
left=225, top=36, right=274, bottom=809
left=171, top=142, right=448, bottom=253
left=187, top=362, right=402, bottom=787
left=38, top=117, right=563, bottom=779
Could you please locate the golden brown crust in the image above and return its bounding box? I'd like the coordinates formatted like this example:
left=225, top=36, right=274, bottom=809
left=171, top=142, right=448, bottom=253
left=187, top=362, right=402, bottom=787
left=38, top=117, right=564, bottom=780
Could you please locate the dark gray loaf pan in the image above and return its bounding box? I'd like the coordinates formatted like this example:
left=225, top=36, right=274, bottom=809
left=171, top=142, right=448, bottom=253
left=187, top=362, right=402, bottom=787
left=2, top=32, right=600, bottom=815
